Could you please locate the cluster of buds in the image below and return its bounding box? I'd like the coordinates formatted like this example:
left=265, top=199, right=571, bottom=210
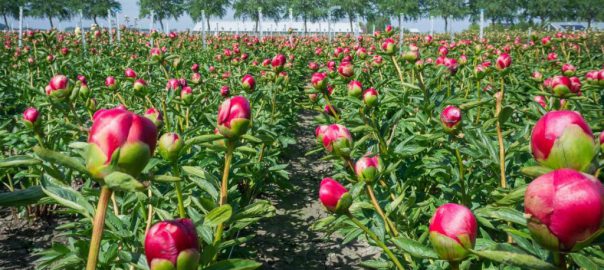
left=45, top=75, right=70, bottom=100
left=543, top=75, right=582, bottom=97
left=585, top=69, right=604, bottom=86
left=316, top=124, right=353, bottom=158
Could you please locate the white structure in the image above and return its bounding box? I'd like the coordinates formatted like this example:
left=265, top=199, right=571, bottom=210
left=548, top=22, right=604, bottom=31
left=193, top=20, right=362, bottom=34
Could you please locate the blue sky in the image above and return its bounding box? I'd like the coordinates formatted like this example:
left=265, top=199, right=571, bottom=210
left=8, top=0, right=472, bottom=33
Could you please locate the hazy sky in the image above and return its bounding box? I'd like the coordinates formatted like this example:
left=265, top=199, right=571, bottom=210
left=8, top=0, right=472, bottom=33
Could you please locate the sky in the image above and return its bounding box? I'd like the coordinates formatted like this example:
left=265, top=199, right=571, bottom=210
left=7, top=0, right=473, bottom=33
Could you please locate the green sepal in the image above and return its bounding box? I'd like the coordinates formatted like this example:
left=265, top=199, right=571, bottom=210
left=150, top=259, right=176, bottom=270
left=526, top=216, right=560, bottom=251
left=176, top=249, right=200, bottom=270
left=539, top=125, right=596, bottom=172
left=218, top=119, right=250, bottom=139
left=335, top=192, right=352, bottom=215
left=429, top=231, right=470, bottom=261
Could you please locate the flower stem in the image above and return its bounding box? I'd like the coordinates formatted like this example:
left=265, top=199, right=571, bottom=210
left=454, top=148, right=469, bottom=206
left=172, top=164, right=186, bottom=218
left=86, top=186, right=112, bottom=270
left=496, top=77, right=506, bottom=189
left=213, top=141, right=235, bottom=258
left=346, top=213, right=404, bottom=270
left=553, top=252, right=567, bottom=270
left=391, top=56, right=405, bottom=85
left=366, top=184, right=399, bottom=237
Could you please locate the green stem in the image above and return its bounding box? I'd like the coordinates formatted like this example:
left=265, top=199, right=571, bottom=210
left=366, top=185, right=399, bottom=237
left=346, top=213, right=405, bottom=270
left=213, top=141, right=235, bottom=260
left=454, top=148, right=469, bottom=206
left=172, top=164, right=186, bottom=218
left=323, top=94, right=340, bottom=122
left=391, top=55, right=405, bottom=85
left=86, top=186, right=112, bottom=270
left=553, top=252, right=567, bottom=270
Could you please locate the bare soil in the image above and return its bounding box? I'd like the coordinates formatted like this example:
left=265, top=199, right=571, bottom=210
left=245, top=110, right=379, bottom=269
left=0, top=209, right=68, bottom=270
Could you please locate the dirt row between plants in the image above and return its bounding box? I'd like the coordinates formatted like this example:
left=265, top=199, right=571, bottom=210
left=246, top=110, right=379, bottom=269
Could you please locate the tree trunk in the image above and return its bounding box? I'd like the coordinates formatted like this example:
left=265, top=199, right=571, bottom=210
left=255, top=18, right=258, bottom=33
left=48, top=16, right=54, bottom=29
left=93, top=16, right=98, bottom=25
left=348, top=14, right=353, bottom=34
left=304, top=17, right=307, bottom=33
left=206, top=15, right=211, bottom=31
left=398, top=14, right=402, bottom=28
left=158, top=19, right=164, bottom=32
left=3, top=13, right=8, bottom=30
left=444, top=16, right=448, bottom=33
left=587, top=18, right=592, bottom=29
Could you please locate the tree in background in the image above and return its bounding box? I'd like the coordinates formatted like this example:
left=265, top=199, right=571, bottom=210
left=567, top=0, right=604, bottom=28
left=520, top=0, right=565, bottom=25
left=71, top=0, right=121, bottom=25
left=377, top=0, right=421, bottom=26
left=330, top=0, right=370, bottom=33
left=27, top=0, right=72, bottom=29
left=0, top=0, right=25, bottom=28
left=187, top=0, right=230, bottom=31
left=425, top=0, right=467, bottom=32
left=138, top=0, right=184, bottom=31
left=474, top=0, right=519, bottom=25
left=289, top=0, right=328, bottom=33
left=232, top=0, right=283, bottom=32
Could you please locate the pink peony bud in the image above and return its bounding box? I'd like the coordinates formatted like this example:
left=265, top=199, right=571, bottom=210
left=220, top=86, right=230, bottom=97
left=241, top=74, right=255, bottom=92
left=495, top=53, right=512, bottom=71
left=337, top=61, right=354, bottom=78
left=105, top=76, right=117, bottom=90
left=318, top=124, right=353, bottom=158
left=525, top=169, right=604, bottom=251
left=166, top=78, right=181, bottom=91
left=124, top=68, right=137, bottom=79
left=191, top=63, right=199, bottom=73
left=145, top=219, right=200, bottom=270
left=381, top=38, right=396, bottom=55
left=363, top=87, right=378, bottom=107
left=531, top=110, right=596, bottom=171
left=319, top=178, right=351, bottom=214
left=311, top=72, right=328, bottom=91
left=217, top=96, right=251, bottom=139
left=533, top=96, right=547, bottom=109
left=550, top=75, right=574, bottom=97
left=271, top=54, right=286, bottom=72
left=355, top=155, right=383, bottom=183
left=180, top=86, right=193, bottom=104
left=23, top=107, right=40, bottom=128
left=532, top=71, right=543, bottom=83
left=440, top=105, right=462, bottom=133
left=561, top=63, right=576, bottom=76
left=429, top=203, right=477, bottom=261
left=347, top=80, right=363, bottom=97
left=133, top=79, right=147, bottom=93
left=86, top=108, right=158, bottom=179
left=144, top=107, right=163, bottom=128
left=46, top=75, right=70, bottom=99
left=158, top=133, right=184, bottom=162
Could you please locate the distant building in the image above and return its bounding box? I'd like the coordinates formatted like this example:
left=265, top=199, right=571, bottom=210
left=548, top=22, right=604, bottom=31
left=193, top=20, right=363, bottom=34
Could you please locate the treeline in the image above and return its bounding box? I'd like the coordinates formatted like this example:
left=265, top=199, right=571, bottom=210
left=1, top=0, right=603, bottom=32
